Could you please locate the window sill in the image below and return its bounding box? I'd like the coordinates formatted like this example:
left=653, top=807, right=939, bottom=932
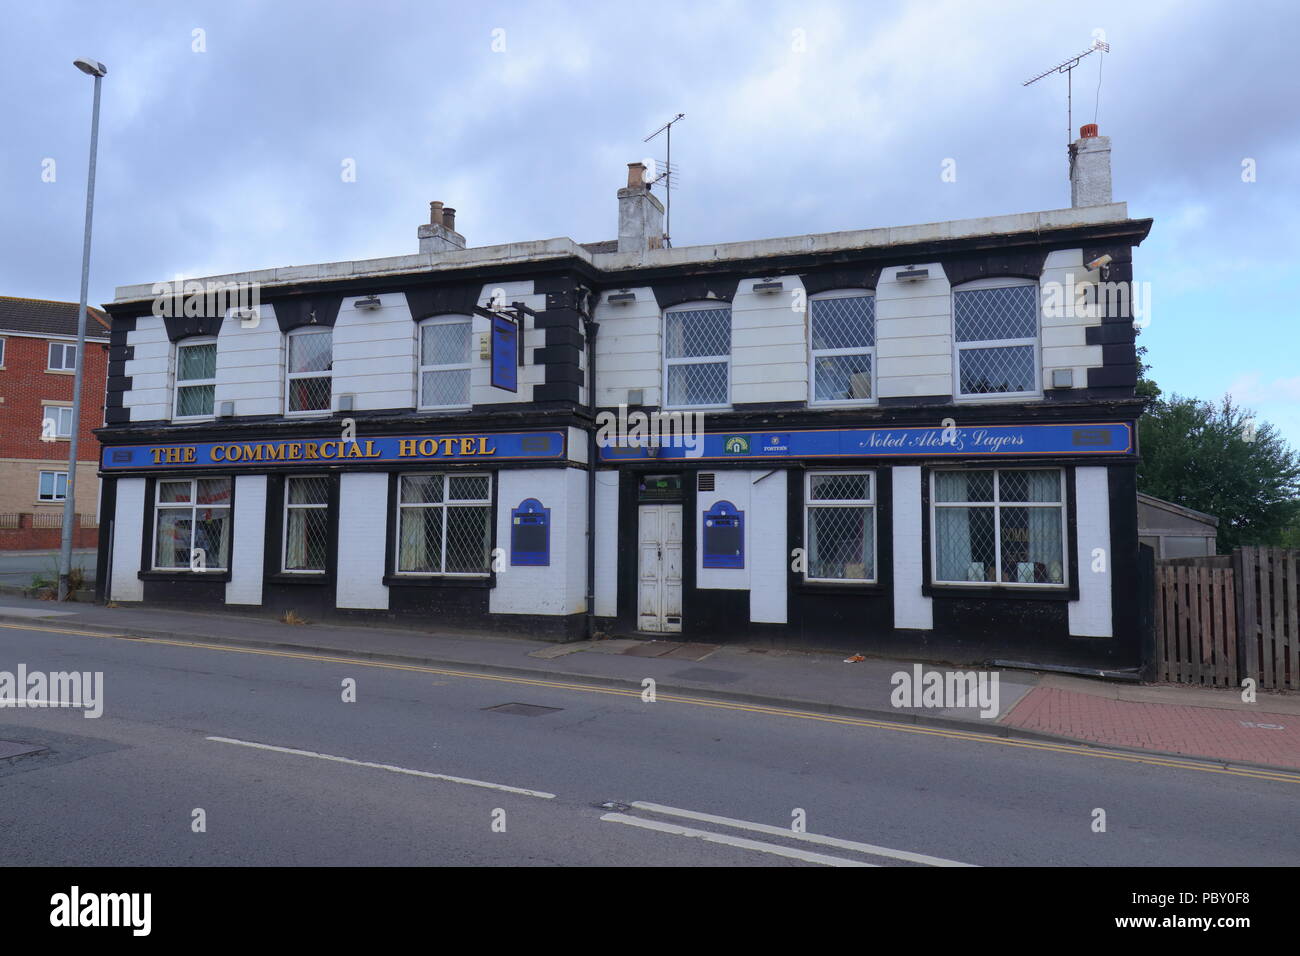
left=138, top=569, right=232, bottom=583
left=266, top=572, right=330, bottom=585
left=797, top=579, right=885, bottom=595
left=46, top=369, right=75, bottom=375
left=383, top=574, right=494, bottom=589
left=923, top=583, right=1076, bottom=601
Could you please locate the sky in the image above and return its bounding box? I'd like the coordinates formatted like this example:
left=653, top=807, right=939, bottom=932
left=2, top=0, right=1297, bottom=446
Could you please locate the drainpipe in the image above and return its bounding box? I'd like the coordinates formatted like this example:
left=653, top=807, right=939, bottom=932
left=582, top=294, right=599, bottom=642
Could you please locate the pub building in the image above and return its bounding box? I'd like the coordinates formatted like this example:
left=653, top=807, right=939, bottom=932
left=97, top=126, right=1150, bottom=670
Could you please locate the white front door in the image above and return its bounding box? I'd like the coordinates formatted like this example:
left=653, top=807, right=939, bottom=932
left=638, top=504, right=683, bottom=632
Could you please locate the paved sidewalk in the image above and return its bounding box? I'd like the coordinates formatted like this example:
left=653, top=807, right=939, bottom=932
left=1, top=596, right=1297, bottom=773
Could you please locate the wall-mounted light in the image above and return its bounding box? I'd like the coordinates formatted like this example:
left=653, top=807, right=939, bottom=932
left=607, top=291, right=636, bottom=306
left=355, top=295, right=382, bottom=310
left=896, top=267, right=929, bottom=282
left=753, top=279, right=784, bottom=294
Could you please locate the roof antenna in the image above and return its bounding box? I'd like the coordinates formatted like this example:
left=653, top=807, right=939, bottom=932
left=643, top=112, right=685, bottom=248
left=1023, top=37, right=1110, bottom=145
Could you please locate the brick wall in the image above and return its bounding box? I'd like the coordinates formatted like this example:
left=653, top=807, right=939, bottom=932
left=0, top=333, right=109, bottom=461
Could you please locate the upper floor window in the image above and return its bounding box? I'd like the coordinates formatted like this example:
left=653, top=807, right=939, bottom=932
left=285, top=328, right=332, bottom=414
left=664, top=303, right=730, bottom=408
left=48, top=342, right=77, bottom=371
left=809, top=291, right=875, bottom=405
left=174, top=338, right=217, bottom=419
left=41, top=404, right=73, bottom=439
left=804, top=471, right=876, bottom=582
left=419, top=316, right=472, bottom=409
left=38, top=470, right=68, bottom=502
left=153, top=477, right=232, bottom=571
left=952, top=279, right=1039, bottom=399
left=931, top=468, right=1065, bottom=587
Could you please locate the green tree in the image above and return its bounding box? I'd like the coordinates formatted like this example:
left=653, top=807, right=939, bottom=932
left=1138, top=395, right=1300, bottom=552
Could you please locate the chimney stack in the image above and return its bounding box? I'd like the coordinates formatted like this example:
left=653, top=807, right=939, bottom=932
left=1069, top=124, right=1112, bottom=208
left=419, top=200, right=466, bottom=254
left=617, top=162, right=664, bottom=254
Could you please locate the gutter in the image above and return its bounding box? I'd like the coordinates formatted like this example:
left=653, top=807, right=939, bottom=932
left=581, top=291, right=599, bottom=642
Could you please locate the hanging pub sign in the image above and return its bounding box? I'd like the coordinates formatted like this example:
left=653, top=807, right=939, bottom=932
left=491, top=313, right=519, bottom=393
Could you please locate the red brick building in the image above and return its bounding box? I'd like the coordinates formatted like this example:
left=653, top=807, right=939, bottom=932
left=0, top=296, right=110, bottom=549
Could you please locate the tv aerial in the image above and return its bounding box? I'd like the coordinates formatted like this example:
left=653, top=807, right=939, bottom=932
left=1023, top=38, right=1110, bottom=144
left=643, top=112, right=685, bottom=247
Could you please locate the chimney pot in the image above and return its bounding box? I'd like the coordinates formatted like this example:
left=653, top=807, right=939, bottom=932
left=627, top=162, right=647, bottom=189
left=442, top=207, right=456, bottom=230
left=1080, top=123, right=1099, bottom=139
left=430, top=200, right=444, bottom=224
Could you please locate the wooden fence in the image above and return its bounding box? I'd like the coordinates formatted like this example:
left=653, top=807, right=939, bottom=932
left=1154, top=548, right=1299, bottom=690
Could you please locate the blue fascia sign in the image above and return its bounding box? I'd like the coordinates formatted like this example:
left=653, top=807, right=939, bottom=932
left=598, top=422, right=1134, bottom=462
left=102, top=430, right=566, bottom=470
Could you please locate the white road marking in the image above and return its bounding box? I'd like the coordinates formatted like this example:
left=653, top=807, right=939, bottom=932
left=629, top=801, right=977, bottom=867
left=206, top=735, right=556, bottom=799
left=600, top=812, right=875, bottom=866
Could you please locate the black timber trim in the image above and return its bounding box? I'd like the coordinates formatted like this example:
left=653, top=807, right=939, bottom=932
left=651, top=277, right=740, bottom=309
left=798, top=267, right=882, bottom=295
left=941, top=249, right=1049, bottom=286
left=404, top=283, right=482, bottom=322
left=270, top=295, right=343, bottom=332
left=162, top=313, right=226, bottom=342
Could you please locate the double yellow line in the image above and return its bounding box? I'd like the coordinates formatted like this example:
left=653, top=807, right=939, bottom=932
left=4, top=620, right=1299, bottom=785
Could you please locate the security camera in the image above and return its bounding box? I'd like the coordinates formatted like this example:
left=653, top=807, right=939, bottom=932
left=1086, top=254, right=1113, bottom=272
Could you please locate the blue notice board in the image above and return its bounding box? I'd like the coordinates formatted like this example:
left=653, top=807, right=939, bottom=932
left=702, top=500, right=744, bottom=569
left=491, top=314, right=519, bottom=392
left=511, top=498, right=550, bottom=566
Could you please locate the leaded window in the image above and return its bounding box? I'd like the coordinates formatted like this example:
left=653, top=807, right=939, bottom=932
left=931, top=469, right=1065, bottom=586
left=805, top=471, right=876, bottom=582
left=419, top=317, right=472, bottom=408
left=283, top=476, right=331, bottom=573
left=810, top=292, right=875, bottom=404
left=664, top=304, right=730, bottom=407
left=286, top=328, right=332, bottom=413
left=953, top=282, right=1039, bottom=398
left=395, top=474, right=492, bottom=575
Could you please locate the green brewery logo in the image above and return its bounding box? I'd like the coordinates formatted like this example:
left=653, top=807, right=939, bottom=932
left=722, top=436, right=751, bottom=455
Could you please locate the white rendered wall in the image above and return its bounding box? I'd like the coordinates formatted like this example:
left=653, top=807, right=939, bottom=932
left=336, top=473, right=390, bottom=610
left=490, top=468, right=585, bottom=616
left=891, top=465, right=933, bottom=630
left=748, top=469, right=788, bottom=623
left=875, top=264, right=953, bottom=399
left=593, top=470, right=619, bottom=617
left=225, top=475, right=266, bottom=605
left=333, top=295, right=416, bottom=412
left=695, top=469, right=752, bottom=591
left=214, top=303, right=284, bottom=418
left=110, top=477, right=145, bottom=601
left=1069, top=466, right=1113, bottom=637
left=731, top=278, right=807, bottom=405
left=123, top=317, right=172, bottom=421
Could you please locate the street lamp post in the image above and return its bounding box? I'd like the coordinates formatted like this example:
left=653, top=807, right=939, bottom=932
left=58, top=58, right=107, bottom=602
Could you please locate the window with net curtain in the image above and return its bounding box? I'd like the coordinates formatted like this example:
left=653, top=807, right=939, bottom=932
left=286, top=328, right=332, bottom=413
left=805, top=472, right=875, bottom=581
left=664, top=305, right=730, bottom=407
left=932, top=469, right=1065, bottom=586
left=154, top=477, right=232, bottom=570
left=419, top=316, right=472, bottom=408
left=175, top=339, right=217, bottom=418
left=396, top=474, right=492, bottom=575
left=283, top=476, right=330, bottom=572
left=810, top=293, right=875, bottom=404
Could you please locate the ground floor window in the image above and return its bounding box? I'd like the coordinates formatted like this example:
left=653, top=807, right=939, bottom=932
left=932, top=468, right=1065, bottom=586
left=38, top=470, right=69, bottom=502
left=283, top=476, right=331, bottom=573
left=395, top=473, right=492, bottom=575
left=804, top=471, right=876, bottom=582
left=154, top=477, right=232, bottom=570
